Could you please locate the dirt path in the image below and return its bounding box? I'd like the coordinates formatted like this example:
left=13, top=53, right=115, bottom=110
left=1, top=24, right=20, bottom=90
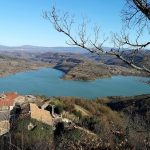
left=74, top=125, right=97, bottom=137
left=74, top=104, right=91, bottom=116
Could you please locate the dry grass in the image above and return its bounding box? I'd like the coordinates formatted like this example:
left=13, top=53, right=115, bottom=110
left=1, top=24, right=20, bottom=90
left=74, top=104, right=91, bottom=116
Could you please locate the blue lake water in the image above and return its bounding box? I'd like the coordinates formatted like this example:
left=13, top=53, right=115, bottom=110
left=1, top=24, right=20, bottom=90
left=0, top=68, right=150, bottom=99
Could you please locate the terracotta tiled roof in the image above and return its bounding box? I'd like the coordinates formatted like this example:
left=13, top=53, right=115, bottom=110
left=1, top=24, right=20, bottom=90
left=0, top=93, right=18, bottom=107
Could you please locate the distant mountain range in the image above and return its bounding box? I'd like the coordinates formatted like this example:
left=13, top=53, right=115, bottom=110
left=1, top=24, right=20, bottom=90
left=0, top=45, right=149, bottom=54
left=0, top=45, right=87, bottom=53
left=0, top=45, right=149, bottom=66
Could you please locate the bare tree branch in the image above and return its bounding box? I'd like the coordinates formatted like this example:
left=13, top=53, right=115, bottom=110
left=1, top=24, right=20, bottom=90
left=44, top=6, right=150, bottom=73
left=122, top=0, right=150, bottom=27
left=133, top=0, right=150, bottom=19
left=121, top=0, right=150, bottom=48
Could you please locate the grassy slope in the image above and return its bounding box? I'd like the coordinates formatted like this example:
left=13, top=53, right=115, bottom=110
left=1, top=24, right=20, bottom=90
left=1, top=95, right=150, bottom=149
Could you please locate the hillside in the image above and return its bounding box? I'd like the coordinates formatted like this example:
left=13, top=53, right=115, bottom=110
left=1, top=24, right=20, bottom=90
left=0, top=55, right=50, bottom=77
left=0, top=48, right=150, bottom=80
left=36, top=51, right=150, bottom=80
left=0, top=94, right=149, bottom=150
left=83, top=50, right=150, bottom=67
left=107, top=94, right=150, bottom=130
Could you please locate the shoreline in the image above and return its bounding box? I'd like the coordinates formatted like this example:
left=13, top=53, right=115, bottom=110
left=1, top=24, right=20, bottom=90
left=0, top=68, right=150, bottom=99
left=0, top=65, right=150, bottom=82
left=0, top=59, right=52, bottom=78
left=54, top=66, right=150, bottom=81
left=0, top=67, right=50, bottom=78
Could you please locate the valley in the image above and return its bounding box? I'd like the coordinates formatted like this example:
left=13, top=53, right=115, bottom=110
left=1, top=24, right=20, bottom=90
left=0, top=46, right=150, bottom=81
left=1, top=1, right=150, bottom=149
left=0, top=46, right=150, bottom=150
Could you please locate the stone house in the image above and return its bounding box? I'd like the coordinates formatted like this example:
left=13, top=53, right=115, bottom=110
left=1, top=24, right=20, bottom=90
left=30, top=103, right=53, bottom=126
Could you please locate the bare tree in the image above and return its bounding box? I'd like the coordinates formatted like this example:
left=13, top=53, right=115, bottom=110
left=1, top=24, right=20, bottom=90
left=113, top=0, right=150, bottom=72
left=44, top=1, right=150, bottom=73
left=116, top=0, right=150, bottom=50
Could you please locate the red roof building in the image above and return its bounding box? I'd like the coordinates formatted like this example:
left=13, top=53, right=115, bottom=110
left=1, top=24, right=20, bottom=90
left=0, top=92, right=19, bottom=107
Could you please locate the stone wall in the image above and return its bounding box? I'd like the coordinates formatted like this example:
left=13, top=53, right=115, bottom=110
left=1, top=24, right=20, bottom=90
left=0, top=121, right=10, bottom=136
left=30, top=103, right=53, bottom=126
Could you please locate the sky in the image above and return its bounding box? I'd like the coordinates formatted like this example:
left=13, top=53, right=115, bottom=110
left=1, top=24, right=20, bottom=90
left=0, top=0, right=125, bottom=47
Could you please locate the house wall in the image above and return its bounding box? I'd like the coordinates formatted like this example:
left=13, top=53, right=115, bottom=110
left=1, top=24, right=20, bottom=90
left=30, top=103, right=53, bottom=126
left=0, top=121, right=10, bottom=136
left=0, top=106, right=9, bottom=111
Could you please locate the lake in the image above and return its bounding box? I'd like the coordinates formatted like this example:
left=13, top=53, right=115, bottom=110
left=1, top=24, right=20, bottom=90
left=0, top=68, right=150, bottom=99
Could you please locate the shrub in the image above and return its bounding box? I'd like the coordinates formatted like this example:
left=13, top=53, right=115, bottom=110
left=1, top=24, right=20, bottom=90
left=55, top=104, right=65, bottom=114
left=80, top=116, right=99, bottom=131
left=72, top=110, right=82, bottom=119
